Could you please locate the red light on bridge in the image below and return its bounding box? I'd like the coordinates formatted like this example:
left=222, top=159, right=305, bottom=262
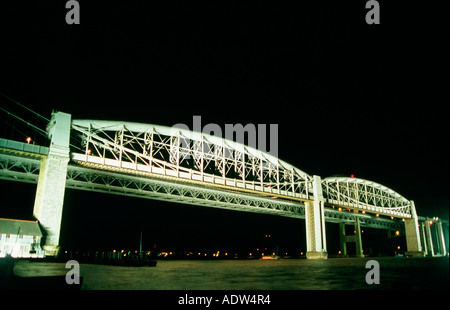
left=429, top=220, right=433, bottom=226
left=350, top=174, right=355, bottom=178
left=26, top=137, right=32, bottom=144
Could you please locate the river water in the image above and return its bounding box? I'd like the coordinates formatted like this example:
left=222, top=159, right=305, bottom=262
left=12, top=257, right=448, bottom=290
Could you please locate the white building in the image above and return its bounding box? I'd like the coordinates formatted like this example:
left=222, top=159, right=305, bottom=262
left=0, top=218, right=44, bottom=258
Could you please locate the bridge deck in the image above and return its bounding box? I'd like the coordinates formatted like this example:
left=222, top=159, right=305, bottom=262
left=0, top=140, right=405, bottom=230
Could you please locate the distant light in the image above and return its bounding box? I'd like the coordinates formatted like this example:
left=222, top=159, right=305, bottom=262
left=397, top=246, right=401, bottom=250
left=338, top=251, right=342, bottom=255
left=87, top=148, right=92, bottom=155
left=26, top=137, right=32, bottom=144
left=429, top=220, right=433, bottom=226
left=376, top=214, right=379, bottom=217
left=338, top=207, right=342, bottom=212
left=395, top=230, right=400, bottom=236
left=350, top=174, right=355, bottom=178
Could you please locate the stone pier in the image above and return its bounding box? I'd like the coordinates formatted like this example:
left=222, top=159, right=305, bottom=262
left=33, top=112, right=71, bottom=256
left=305, top=175, right=328, bottom=259
left=404, top=201, right=425, bottom=257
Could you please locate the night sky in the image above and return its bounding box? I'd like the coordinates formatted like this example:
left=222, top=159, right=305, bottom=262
left=0, top=1, right=448, bottom=253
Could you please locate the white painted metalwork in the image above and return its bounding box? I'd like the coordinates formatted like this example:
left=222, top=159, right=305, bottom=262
left=322, top=177, right=411, bottom=218
left=0, top=149, right=406, bottom=229
left=71, top=120, right=312, bottom=200
left=2, top=106, right=446, bottom=258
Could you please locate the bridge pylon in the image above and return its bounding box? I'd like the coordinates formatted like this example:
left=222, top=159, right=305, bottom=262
left=404, top=200, right=425, bottom=257
left=33, top=111, right=71, bottom=256
left=305, top=175, right=328, bottom=259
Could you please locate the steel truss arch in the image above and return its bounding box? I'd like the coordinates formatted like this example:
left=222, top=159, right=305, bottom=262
left=322, top=177, right=412, bottom=218
left=71, top=120, right=312, bottom=200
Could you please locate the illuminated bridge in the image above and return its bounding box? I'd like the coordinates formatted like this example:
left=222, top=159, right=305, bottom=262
left=0, top=112, right=447, bottom=258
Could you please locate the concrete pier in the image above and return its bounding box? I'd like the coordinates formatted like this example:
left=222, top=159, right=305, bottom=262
left=354, top=217, right=363, bottom=257
left=339, top=216, right=363, bottom=257
left=33, top=112, right=71, bottom=256
left=305, top=175, right=327, bottom=259
left=436, top=219, right=447, bottom=256
left=404, top=201, right=425, bottom=257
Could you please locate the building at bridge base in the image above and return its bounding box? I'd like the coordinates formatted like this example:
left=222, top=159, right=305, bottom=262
left=33, top=112, right=71, bottom=256
left=404, top=201, right=426, bottom=257
left=305, top=176, right=328, bottom=259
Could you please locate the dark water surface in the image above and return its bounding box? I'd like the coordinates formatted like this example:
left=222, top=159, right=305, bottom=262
left=13, top=257, right=448, bottom=290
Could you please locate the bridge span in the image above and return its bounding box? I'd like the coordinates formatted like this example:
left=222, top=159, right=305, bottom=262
left=0, top=111, right=447, bottom=258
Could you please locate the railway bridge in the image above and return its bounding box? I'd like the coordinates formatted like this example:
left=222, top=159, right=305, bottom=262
left=0, top=112, right=447, bottom=258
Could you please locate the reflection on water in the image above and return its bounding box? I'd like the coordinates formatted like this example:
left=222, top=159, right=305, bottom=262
left=13, top=257, right=448, bottom=290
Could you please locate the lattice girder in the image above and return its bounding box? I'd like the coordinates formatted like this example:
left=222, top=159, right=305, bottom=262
left=322, top=177, right=411, bottom=218
left=71, top=120, right=312, bottom=200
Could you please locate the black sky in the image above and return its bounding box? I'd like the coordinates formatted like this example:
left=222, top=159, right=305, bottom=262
left=0, top=1, right=448, bottom=251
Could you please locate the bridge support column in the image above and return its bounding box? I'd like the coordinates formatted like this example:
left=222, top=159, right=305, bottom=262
left=33, top=112, right=71, bottom=256
left=405, top=201, right=425, bottom=257
left=339, top=223, right=348, bottom=257
left=419, top=222, right=428, bottom=256
left=436, top=219, right=447, bottom=256
left=354, top=217, right=364, bottom=257
left=424, top=218, right=435, bottom=257
left=305, top=175, right=327, bottom=259
left=339, top=218, right=363, bottom=257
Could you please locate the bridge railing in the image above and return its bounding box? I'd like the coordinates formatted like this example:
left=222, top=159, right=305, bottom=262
left=0, top=137, right=49, bottom=156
